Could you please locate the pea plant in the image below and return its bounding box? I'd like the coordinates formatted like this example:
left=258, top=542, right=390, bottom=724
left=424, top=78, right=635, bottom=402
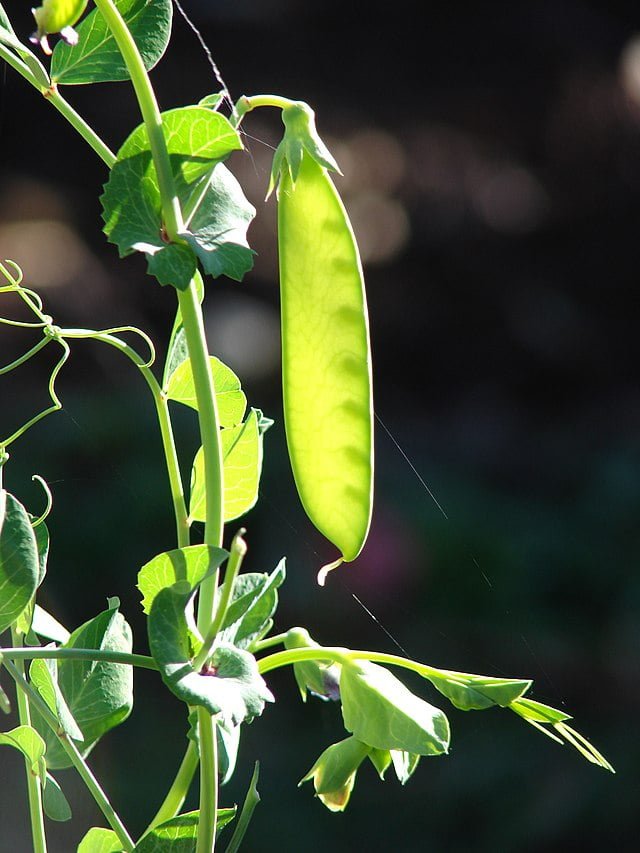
left=0, top=2, right=613, bottom=851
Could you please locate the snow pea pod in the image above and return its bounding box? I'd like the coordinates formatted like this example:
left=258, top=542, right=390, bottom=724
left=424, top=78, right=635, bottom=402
left=277, top=121, right=373, bottom=580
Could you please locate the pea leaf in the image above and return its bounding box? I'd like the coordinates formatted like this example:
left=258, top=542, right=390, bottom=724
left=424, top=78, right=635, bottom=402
left=166, top=356, right=247, bottom=428
left=29, top=656, right=84, bottom=742
left=190, top=408, right=267, bottom=524
left=43, top=772, right=72, bottom=822
left=161, top=273, right=204, bottom=388
left=148, top=579, right=273, bottom=727
left=430, top=674, right=532, bottom=711
left=77, top=827, right=122, bottom=853
left=0, top=491, right=39, bottom=634
left=30, top=604, right=70, bottom=644
left=32, top=600, right=133, bottom=769
left=137, top=544, right=228, bottom=615
left=219, top=559, right=286, bottom=650
left=131, top=808, right=236, bottom=851
left=181, top=164, right=256, bottom=282
left=0, top=724, right=46, bottom=778
left=101, top=107, right=247, bottom=289
left=510, top=697, right=572, bottom=724
left=51, top=0, right=172, bottom=86
left=339, top=660, right=450, bottom=756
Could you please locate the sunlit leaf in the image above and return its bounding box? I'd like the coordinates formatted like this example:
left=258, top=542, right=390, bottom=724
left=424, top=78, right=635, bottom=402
left=77, top=826, right=122, bottom=853
left=0, top=724, right=46, bottom=778
left=166, top=356, right=247, bottom=428
left=137, top=544, right=228, bottom=615
left=51, top=0, right=172, bottom=85
left=219, top=559, right=286, bottom=650
left=0, top=491, right=39, bottom=634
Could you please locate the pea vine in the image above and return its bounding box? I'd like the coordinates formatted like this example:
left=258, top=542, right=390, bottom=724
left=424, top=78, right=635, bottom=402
left=0, top=2, right=613, bottom=852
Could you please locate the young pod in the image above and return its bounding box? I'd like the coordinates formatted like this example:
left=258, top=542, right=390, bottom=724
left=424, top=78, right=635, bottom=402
left=273, top=103, right=374, bottom=582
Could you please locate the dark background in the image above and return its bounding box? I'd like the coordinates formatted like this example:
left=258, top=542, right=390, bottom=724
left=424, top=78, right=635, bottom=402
left=1, top=1, right=638, bottom=850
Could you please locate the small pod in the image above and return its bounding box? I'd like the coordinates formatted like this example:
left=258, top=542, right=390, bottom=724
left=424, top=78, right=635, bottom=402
left=30, top=0, right=88, bottom=54
left=277, top=136, right=374, bottom=580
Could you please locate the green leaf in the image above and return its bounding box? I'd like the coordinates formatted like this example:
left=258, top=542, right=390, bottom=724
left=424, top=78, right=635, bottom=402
left=0, top=724, right=46, bottom=778
left=161, top=273, right=204, bottom=388
left=269, top=101, right=340, bottom=195
left=368, top=747, right=391, bottom=779
left=43, top=771, right=72, bottom=822
left=510, top=697, right=572, bottom=724
left=148, top=579, right=273, bottom=726
left=101, top=107, right=244, bottom=289
left=166, top=356, right=247, bottom=428
left=30, top=656, right=84, bottom=742
left=181, top=164, right=256, bottom=282
left=51, top=0, right=172, bottom=86
left=390, top=749, right=421, bottom=784
left=77, top=826, right=122, bottom=853
left=219, top=559, right=286, bottom=650
left=31, top=604, right=70, bottom=644
left=430, top=675, right=532, bottom=711
left=137, top=544, right=228, bottom=615
left=145, top=243, right=197, bottom=289
left=340, top=660, right=450, bottom=756
left=224, top=763, right=260, bottom=852
left=32, top=600, right=133, bottom=769
left=190, top=408, right=266, bottom=524
left=132, top=808, right=236, bottom=851
left=0, top=677, right=10, bottom=714
left=0, top=491, right=40, bottom=634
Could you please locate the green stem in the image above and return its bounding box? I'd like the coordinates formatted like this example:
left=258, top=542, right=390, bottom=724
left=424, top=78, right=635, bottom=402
left=0, top=43, right=114, bottom=167
left=192, top=530, right=246, bottom=671
left=196, top=709, right=217, bottom=853
left=3, top=658, right=135, bottom=852
left=233, top=94, right=297, bottom=126
left=177, top=285, right=225, bottom=623
left=9, top=630, right=47, bottom=853
left=93, top=0, right=183, bottom=238
left=250, top=633, right=289, bottom=654
left=143, top=740, right=199, bottom=836
left=0, top=647, right=158, bottom=670
left=62, top=329, right=189, bottom=547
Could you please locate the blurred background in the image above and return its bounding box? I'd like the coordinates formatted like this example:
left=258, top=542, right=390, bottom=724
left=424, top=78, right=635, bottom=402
left=1, top=1, right=638, bottom=850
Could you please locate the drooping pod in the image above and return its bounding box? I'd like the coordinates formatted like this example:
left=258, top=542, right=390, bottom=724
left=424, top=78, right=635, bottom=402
left=272, top=103, right=374, bottom=583
left=30, top=0, right=89, bottom=55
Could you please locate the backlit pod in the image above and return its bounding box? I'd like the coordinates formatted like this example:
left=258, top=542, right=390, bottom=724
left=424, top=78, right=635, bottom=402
left=274, top=104, right=374, bottom=582
left=31, top=0, right=88, bottom=54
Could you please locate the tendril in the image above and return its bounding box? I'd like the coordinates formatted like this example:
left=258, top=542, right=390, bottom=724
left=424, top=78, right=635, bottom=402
left=30, top=474, right=53, bottom=527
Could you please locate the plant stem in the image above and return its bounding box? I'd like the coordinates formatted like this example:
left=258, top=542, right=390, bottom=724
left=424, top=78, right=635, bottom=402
left=0, top=647, right=158, bottom=670
left=62, top=329, right=190, bottom=547
left=177, top=285, right=225, bottom=624
left=233, top=94, right=297, bottom=126
left=196, top=708, right=217, bottom=853
left=9, top=630, right=47, bottom=853
left=192, top=530, right=246, bottom=671
left=3, top=658, right=135, bottom=852
left=93, top=0, right=183, bottom=238
left=0, top=43, right=115, bottom=167
left=143, top=740, right=199, bottom=836
left=250, top=633, right=289, bottom=653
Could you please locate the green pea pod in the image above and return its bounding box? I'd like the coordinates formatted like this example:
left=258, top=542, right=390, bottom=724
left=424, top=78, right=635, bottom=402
left=274, top=104, right=374, bottom=582
left=31, top=0, right=88, bottom=55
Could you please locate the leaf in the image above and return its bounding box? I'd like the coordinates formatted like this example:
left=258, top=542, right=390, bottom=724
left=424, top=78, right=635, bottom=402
left=430, top=675, right=532, bottom=711
left=510, top=697, right=572, bottom=724
left=101, top=108, right=244, bottom=289
left=32, top=600, right=133, bottom=769
left=190, top=408, right=265, bottom=524
left=31, top=604, right=70, bottom=644
left=0, top=678, right=10, bottom=714
left=29, top=656, right=84, bottom=742
left=132, top=808, right=236, bottom=851
left=181, top=164, right=256, bottom=282
left=219, top=559, right=286, bottom=650
left=161, top=273, right=205, bottom=388
left=0, top=491, right=40, bottom=634
left=299, top=737, right=369, bottom=813
left=148, top=579, right=273, bottom=726
left=51, top=0, right=172, bottom=86
left=43, top=772, right=72, bottom=822
left=224, top=763, right=260, bottom=853
left=0, top=725, right=46, bottom=778
left=166, top=356, right=247, bottom=427
left=339, top=660, right=450, bottom=756
left=137, top=544, right=228, bottom=615
left=77, top=827, right=122, bottom=853
left=390, top=750, right=421, bottom=785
